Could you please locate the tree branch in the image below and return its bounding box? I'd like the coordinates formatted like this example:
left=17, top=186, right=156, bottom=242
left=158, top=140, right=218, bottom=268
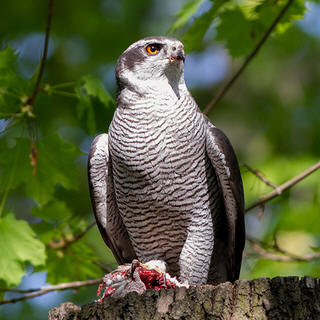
left=203, top=0, right=294, bottom=115
left=0, top=278, right=101, bottom=305
left=26, top=0, right=54, bottom=107
left=247, top=236, right=320, bottom=262
left=244, top=163, right=279, bottom=190
left=245, top=160, right=320, bottom=213
left=48, top=278, right=320, bottom=320
left=23, top=0, right=54, bottom=175
left=0, top=287, right=41, bottom=294
left=49, top=221, right=96, bottom=250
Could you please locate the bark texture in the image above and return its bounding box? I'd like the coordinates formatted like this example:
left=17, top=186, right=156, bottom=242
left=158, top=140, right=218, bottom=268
left=48, top=277, right=320, bottom=320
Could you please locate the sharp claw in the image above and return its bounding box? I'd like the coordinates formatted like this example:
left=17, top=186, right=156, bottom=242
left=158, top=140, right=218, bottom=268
left=96, top=259, right=189, bottom=301
left=130, top=259, right=140, bottom=279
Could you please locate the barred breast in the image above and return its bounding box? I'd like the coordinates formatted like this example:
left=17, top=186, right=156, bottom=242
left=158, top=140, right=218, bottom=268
left=108, top=89, right=222, bottom=283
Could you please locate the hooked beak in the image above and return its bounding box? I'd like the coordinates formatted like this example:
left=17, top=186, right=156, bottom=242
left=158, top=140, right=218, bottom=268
left=170, top=50, right=185, bottom=63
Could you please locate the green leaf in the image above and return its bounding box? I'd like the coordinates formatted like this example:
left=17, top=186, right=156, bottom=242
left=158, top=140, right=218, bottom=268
left=33, top=217, right=102, bottom=284
left=32, top=221, right=58, bottom=245
left=0, top=213, right=46, bottom=286
left=0, top=134, right=81, bottom=205
left=211, top=0, right=306, bottom=58
left=81, top=75, right=113, bottom=107
left=0, top=46, right=17, bottom=70
left=170, top=0, right=204, bottom=32
left=216, top=7, right=255, bottom=57
left=0, top=47, right=29, bottom=116
left=183, top=0, right=225, bottom=52
left=254, top=0, right=306, bottom=31
left=0, top=137, right=29, bottom=192
left=26, top=134, right=82, bottom=205
left=31, top=200, right=72, bottom=222
left=0, top=46, right=26, bottom=93
left=46, top=240, right=101, bottom=284
left=75, top=75, right=114, bottom=135
left=76, top=93, right=96, bottom=135
left=237, top=0, right=265, bottom=19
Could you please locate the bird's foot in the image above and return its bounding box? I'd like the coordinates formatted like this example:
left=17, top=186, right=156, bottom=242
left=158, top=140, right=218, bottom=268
left=96, top=259, right=189, bottom=301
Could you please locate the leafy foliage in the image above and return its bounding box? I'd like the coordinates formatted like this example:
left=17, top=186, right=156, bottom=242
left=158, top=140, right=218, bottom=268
left=170, top=0, right=204, bottom=32
left=0, top=213, right=46, bottom=286
left=75, top=75, right=115, bottom=135
left=45, top=240, right=101, bottom=284
left=0, top=35, right=114, bottom=293
left=0, top=0, right=320, bottom=318
left=31, top=200, right=72, bottom=222
left=0, top=47, right=29, bottom=116
left=216, top=8, right=255, bottom=57
left=173, top=0, right=307, bottom=56
left=0, top=135, right=81, bottom=205
left=0, top=47, right=17, bottom=69
left=182, top=0, right=225, bottom=52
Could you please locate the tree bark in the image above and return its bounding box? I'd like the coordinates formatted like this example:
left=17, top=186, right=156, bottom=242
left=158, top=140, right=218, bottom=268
left=48, top=277, right=320, bottom=320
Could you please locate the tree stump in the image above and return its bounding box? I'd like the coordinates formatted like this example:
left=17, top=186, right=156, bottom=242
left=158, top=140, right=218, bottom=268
left=48, top=277, right=320, bottom=320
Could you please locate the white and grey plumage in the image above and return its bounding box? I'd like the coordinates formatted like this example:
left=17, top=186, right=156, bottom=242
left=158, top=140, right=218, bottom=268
left=88, top=36, right=245, bottom=285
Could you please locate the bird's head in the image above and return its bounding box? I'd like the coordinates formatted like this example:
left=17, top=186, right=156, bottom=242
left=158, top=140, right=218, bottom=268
left=115, top=36, right=186, bottom=97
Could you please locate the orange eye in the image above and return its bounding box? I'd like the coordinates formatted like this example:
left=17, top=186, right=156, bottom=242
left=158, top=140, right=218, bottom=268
left=146, top=44, right=159, bottom=55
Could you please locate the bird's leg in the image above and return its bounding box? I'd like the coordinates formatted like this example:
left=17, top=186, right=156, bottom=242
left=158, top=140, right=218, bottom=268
left=179, top=220, right=214, bottom=285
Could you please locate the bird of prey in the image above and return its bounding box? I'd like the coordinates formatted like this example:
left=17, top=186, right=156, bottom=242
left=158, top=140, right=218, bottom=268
left=88, top=36, right=245, bottom=286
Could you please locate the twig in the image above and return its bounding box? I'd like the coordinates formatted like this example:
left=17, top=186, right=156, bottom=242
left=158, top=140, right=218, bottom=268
left=245, top=160, right=320, bottom=213
left=22, top=0, right=54, bottom=175
left=50, top=89, right=77, bottom=98
left=203, top=0, right=294, bottom=115
left=50, top=81, right=76, bottom=89
left=250, top=243, right=299, bottom=261
left=244, top=163, right=279, bottom=190
left=0, top=287, right=40, bottom=294
left=49, top=221, right=96, bottom=249
left=0, top=278, right=101, bottom=305
left=26, top=0, right=54, bottom=107
left=247, top=236, right=320, bottom=262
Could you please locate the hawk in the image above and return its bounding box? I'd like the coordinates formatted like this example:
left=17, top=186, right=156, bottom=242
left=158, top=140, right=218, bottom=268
left=88, top=36, right=245, bottom=286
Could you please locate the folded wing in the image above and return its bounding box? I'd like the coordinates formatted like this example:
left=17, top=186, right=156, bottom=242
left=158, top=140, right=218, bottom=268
left=205, top=119, right=245, bottom=282
left=88, top=134, right=136, bottom=264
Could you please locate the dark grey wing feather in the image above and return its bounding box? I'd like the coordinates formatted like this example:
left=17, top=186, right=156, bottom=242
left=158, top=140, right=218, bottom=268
left=205, top=118, right=245, bottom=282
left=88, top=134, right=136, bottom=264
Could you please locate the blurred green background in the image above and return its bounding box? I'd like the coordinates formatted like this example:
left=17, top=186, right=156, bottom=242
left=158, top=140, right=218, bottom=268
left=0, top=0, right=319, bottom=319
